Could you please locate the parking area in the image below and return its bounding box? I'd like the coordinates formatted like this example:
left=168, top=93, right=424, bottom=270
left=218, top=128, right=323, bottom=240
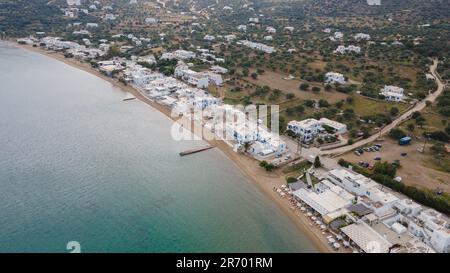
left=339, top=138, right=450, bottom=193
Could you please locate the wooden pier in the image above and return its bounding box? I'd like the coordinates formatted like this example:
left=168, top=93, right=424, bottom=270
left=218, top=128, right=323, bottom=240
left=123, top=93, right=136, bottom=101
left=179, top=145, right=215, bottom=156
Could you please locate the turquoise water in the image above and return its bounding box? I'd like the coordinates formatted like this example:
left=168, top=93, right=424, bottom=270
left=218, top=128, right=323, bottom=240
left=0, top=43, right=317, bottom=253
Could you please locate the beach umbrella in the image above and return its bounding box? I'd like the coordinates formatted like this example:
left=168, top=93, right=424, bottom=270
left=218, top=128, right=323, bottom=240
left=328, top=238, right=335, bottom=244
left=320, top=225, right=326, bottom=230
left=296, top=202, right=301, bottom=207
left=276, top=189, right=282, bottom=193
left=315, top=220, right=321, bottom=225
left=333, top=243, right=340, bottom=249
left=311, top=216, right=317, bottom=221
left=307, top=212, right=312, bottom=217
left=343, top=241, right=350, bottom=247
left=300, top=207, right=306, bottom=211
left=337, top=235, right=343, bottom=241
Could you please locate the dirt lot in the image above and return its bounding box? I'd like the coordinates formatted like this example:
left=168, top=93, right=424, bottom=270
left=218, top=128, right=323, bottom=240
left=245, top=70, right=349, bottom=104
left=340, top=138, right=450, bottom=193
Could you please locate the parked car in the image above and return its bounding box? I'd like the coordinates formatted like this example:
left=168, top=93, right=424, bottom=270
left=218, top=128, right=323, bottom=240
left=374, top=156, right=381, bottom=161
left=401, top=152, right=407, bottom=157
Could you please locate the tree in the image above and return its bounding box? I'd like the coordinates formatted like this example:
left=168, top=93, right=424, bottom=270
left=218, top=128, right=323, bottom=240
left=299, top=83, right=310, bottom=91
left=294, top=105, right=305, bottom=113
left=389, top=128, right=406, bottom=140
left=304, top=100, right=315, bottom=107
left=251, top=72, right=258, bottom=79
left=430, top=143, right=446, bottom=163
left=407, top=123, right=415, bottom=132
left=346, top=97, right=354, bottom=104
left=260, top=161, right=275, bottom=172
left=373, top=162, right=398, bottom=178
left=243, top=142, right=251, bottom=152
left=285, top=93, right=295, bottom=100
left=390, top=107, right=399, bottom=116
left=242, top=68, right=249, bottom=77
left=312, top=86, right=321, bottom=93
left=313, top=156, right=322, bottom=168
left=318, top=99, right=329, bottom=108
left=286, top=177, right=297, bottom=183
left=107, top=45, right=121, bottom=57
left=361, top=127, right=370, bottom=139
left=426, top=131, right=450, bottom=142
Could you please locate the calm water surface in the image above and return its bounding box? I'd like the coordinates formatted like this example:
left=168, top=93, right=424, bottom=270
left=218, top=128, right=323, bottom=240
left=0, top=43, right=317, bottom=252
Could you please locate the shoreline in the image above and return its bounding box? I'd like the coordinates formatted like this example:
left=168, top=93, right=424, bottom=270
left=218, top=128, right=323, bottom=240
left=9, top=41, right=336, bottom=253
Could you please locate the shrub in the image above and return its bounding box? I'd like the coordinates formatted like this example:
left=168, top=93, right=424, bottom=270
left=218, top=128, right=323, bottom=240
left=299, top=83, right=310, bottom=91
left=286, top=177, right=297, bottom=183
left=426, top=131, right=450, bottom=142
left=260, top=161, right=275, bottom=172
left=389, top=128, right=406, bottom=140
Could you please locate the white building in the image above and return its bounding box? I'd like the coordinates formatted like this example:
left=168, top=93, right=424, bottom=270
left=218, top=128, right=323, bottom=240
left=238, top=40, right=276, bottom=54
left=293, top=179, right=354, bottom=216
left=367, top=0, right=381, bottom=5
left=266, top=26, right=276, bottom=34
left=249, top=17, right=259, bottom=23
left=104, top=14, right=116, bottom=20
left=264, top=35, right=273, bottom=41
left=287, top=119, right=323, bottom=142
left=237, top=25, right=247, bottom=32
left=334, top=45, right=361, bottom=54
left=341, top=221, right=393, bottom=253
left=210, top=65, right=228, bottom=74
left=319, top=118, right=347, bottom=134
left=86, top=23, right=98, bottom=28
left=325, top=72, right=346, bottom=85
left=204, top=35, right=215, bottom=41
left=416, top=209, right=450, bottom=253
left=224, top=35, right=236, bottom=42
left=136, top=54, right=156, bottom=65
left=145, top=18, right=158, bottom=24
left=327, top=169, right=399, bottom=214
left=329, top=31, right=344, bottom=41
left=284, top=26, right=294, bottom=32
left=67, top=0, right=81, bottom=6
left=354, top=33, right=371, bottom=41
left=161, top=50, right=196, bottom=61
left=380, top=85, right=404, bottom=101
left=175, top=65, right=223, bottom=89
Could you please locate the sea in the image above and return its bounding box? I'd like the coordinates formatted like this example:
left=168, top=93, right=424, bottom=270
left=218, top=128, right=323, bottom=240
left=0, top=42, right=317, bottom=253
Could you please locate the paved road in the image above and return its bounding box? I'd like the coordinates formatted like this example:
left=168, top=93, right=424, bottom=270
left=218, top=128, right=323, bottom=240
left=284, top=59, right=446, bottom=169
left=319, top=59, right=445, bottom=156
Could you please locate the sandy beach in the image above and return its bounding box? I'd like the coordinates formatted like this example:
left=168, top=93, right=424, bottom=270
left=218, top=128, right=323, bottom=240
left=9, top=41, right=341, bottom=253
